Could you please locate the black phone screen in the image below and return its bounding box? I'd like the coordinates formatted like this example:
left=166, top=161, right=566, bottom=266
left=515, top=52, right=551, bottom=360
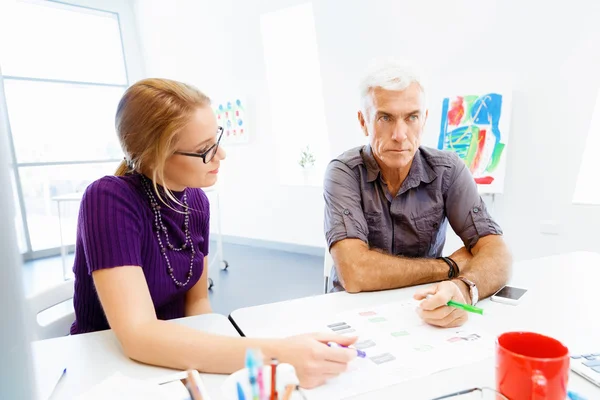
left=495, top=286, right=527, bottom=300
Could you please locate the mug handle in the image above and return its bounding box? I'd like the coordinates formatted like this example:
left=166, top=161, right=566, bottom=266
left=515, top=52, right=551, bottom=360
left=531, top=370, right=548, bottom=399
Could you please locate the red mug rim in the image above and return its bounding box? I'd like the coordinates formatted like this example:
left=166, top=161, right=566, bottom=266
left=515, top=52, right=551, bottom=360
left=496, top=331, right=569, bottom=362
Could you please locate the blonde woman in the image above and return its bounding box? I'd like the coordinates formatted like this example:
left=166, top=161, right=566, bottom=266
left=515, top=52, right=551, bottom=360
left=70, top=78, right=356, bottom=388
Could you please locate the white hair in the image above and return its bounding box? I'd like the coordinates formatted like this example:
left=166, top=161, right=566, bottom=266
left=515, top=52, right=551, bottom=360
left=359, top=60, right=426, bottom=115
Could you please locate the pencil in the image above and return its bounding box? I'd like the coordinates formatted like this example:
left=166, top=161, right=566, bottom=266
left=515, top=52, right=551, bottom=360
left=281, top=384, right=295, bottom=400
left=186, top=370, right=204, bottom=400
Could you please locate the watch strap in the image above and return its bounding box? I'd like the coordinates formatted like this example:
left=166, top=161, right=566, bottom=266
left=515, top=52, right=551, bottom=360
left=454, top=276, right=478, bottom=306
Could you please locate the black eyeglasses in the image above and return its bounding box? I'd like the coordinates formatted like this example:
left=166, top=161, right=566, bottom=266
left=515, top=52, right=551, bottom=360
left=175, top=126, right=224, bottom=164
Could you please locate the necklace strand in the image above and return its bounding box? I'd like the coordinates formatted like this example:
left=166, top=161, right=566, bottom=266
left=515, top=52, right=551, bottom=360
left=141, top=175, right=195, bottom=287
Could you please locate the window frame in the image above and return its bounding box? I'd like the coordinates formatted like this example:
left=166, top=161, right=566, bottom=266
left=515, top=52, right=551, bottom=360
left=259, top=2, right=331, bottom=188
left=0, top=0, right=144, bottom=259
left=572, top=92, right=600, bottom=206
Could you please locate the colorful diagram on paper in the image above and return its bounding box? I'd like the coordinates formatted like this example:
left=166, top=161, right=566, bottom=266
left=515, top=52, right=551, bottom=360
left=311, top=300, right=495, bottom=400
left=213, top=98, right=248, bottom=144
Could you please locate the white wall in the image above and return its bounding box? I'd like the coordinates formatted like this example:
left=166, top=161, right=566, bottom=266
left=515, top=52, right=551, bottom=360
left=133, top=0, right=600, bottom=260
left=134, top=0, right=328, bottom=250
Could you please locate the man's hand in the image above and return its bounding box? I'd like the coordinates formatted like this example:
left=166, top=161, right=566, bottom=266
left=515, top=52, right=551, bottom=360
left=448, top=246, right=474, bottom=273
left=413, top=281, right=468, bottom=328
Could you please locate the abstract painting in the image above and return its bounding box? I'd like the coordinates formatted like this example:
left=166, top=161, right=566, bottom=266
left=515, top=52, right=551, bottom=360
left=438, top=92, right=511, bottom=193
left=213, top=98, right=248, bottom=144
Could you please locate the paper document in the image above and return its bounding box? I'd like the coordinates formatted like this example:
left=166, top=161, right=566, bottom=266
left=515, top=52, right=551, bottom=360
left=35, top=364, right=66, bottom=400
left=156, top=370, right=213, bottom=400
left=305, top=299, right=495, bottom=400
left=32, top=349, right=66, bottom=400
left=75, top=371, right=184, bottom=400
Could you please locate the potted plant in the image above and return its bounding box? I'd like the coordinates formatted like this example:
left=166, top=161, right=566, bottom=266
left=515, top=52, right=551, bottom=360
left=298, top=145, right=316, bottom=185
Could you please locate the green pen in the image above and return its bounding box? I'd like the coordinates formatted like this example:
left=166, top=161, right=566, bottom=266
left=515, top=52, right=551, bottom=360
left=447, top=300, right=484, bottom=315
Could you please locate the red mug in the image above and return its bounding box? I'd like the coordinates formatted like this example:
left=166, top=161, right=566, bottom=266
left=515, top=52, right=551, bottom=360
left=496, top=332, right=570, bottom=400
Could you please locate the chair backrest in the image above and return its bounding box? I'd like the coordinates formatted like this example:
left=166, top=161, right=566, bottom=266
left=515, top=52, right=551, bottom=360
left=323, top=249, right=335, bottom=293
left=27, top=279, right=75, bottom=341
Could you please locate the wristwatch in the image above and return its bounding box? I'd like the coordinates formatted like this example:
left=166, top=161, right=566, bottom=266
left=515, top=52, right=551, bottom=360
left=454, top=276, right=479, bottom=306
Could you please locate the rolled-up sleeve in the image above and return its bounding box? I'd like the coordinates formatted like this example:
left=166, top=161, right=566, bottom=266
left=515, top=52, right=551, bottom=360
left=444, top=155, right=503, bottom=250
left=323, top=160, right=369, bottom=249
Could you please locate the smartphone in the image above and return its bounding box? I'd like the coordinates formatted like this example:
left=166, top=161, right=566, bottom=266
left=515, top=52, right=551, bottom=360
left=491, top=285, right=528, bottom=305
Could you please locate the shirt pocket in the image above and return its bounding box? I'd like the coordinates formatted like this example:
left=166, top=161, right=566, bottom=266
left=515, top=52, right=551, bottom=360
left=413, top=205, right=446, bottom=255
left=365, top=211, right=388, bottom=251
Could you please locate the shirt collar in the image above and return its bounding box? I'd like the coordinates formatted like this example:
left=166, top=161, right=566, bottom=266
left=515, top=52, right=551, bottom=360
left=361, top=145, right=437, bottom=189
left=361, top=145, right=381, bottom=183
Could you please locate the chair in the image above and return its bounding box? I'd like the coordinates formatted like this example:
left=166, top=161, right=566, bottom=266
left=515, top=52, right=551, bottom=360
left=27, top=279, right=75, bottom=341
left=203, top=184, right=229, bottom=291
left=323, top=249, right=335, bottom=294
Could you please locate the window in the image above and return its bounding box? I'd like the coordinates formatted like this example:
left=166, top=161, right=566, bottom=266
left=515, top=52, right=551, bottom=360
left=573, top=89, right=600, bottom=205
left=260, top=3, right=330, bottom=186
left=0, top=0, right=141, bottom=257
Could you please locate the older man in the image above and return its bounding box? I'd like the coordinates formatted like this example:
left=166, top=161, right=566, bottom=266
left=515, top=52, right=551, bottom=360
left=323, top=61, right=511, bottom=328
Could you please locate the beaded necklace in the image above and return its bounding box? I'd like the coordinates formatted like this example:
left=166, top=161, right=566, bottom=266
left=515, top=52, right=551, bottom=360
left=140, top=175, right=194, bottom=287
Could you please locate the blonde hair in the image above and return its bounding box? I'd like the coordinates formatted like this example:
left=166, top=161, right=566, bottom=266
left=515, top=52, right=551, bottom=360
left=114, top=78, right=211, bottom=205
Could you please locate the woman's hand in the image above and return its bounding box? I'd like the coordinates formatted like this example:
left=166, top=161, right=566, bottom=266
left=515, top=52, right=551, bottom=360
left=276, top=332, right=357, bottom=388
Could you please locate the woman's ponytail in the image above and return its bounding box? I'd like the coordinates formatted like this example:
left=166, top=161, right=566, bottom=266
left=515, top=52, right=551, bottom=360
left=114, top=159, right=130, bottom=176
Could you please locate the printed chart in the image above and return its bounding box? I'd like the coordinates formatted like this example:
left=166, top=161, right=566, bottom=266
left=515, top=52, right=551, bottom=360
left=305, top=300, right=494, bottom=399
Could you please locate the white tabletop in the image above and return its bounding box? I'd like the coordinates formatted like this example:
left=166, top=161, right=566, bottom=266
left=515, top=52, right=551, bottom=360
left=33, top=313, right=239, bottom=400
left=230, top=251, right=600, bottom=399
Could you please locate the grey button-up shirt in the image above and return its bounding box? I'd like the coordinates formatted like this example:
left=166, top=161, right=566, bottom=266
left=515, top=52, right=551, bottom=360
left=323, top=145, right=502, bottom=292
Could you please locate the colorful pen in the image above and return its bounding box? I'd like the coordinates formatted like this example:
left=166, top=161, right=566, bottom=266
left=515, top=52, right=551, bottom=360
left=49, top=368, right=67, bottom=399
left=567, top=391, right=587, bottom=400
left=237, top=381, right=247, bottom=400
left=245, top=350, right=256, bottom=400
left=257, top=357, right=265, bottom=400
left=327, top=341, right=366, bottom=358
left=246, top=349, right=260, bottom=400
left=447, top=300, right=484, bottom=315
left=270, top=358, right=278, bottom=400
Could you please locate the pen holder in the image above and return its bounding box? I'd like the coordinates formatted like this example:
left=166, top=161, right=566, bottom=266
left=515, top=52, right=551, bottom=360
left=221, top=363, right=304, bottom=400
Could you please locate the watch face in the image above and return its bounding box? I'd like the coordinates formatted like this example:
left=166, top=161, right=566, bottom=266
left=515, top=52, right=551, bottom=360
left=471, top=286, right=479, bottom=305
left=455, top=277, right=477, bottom=305
left=458, top=277, right=477, bottom=305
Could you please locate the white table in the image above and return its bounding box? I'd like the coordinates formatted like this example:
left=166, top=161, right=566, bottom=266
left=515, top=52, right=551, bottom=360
left=229, top=251, right=600, bottom=399
left=32, top=313, right=238, bottom=400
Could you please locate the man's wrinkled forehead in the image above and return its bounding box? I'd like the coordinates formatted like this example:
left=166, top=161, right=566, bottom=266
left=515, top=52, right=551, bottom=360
left=364, top=85, right=426, bottom=117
